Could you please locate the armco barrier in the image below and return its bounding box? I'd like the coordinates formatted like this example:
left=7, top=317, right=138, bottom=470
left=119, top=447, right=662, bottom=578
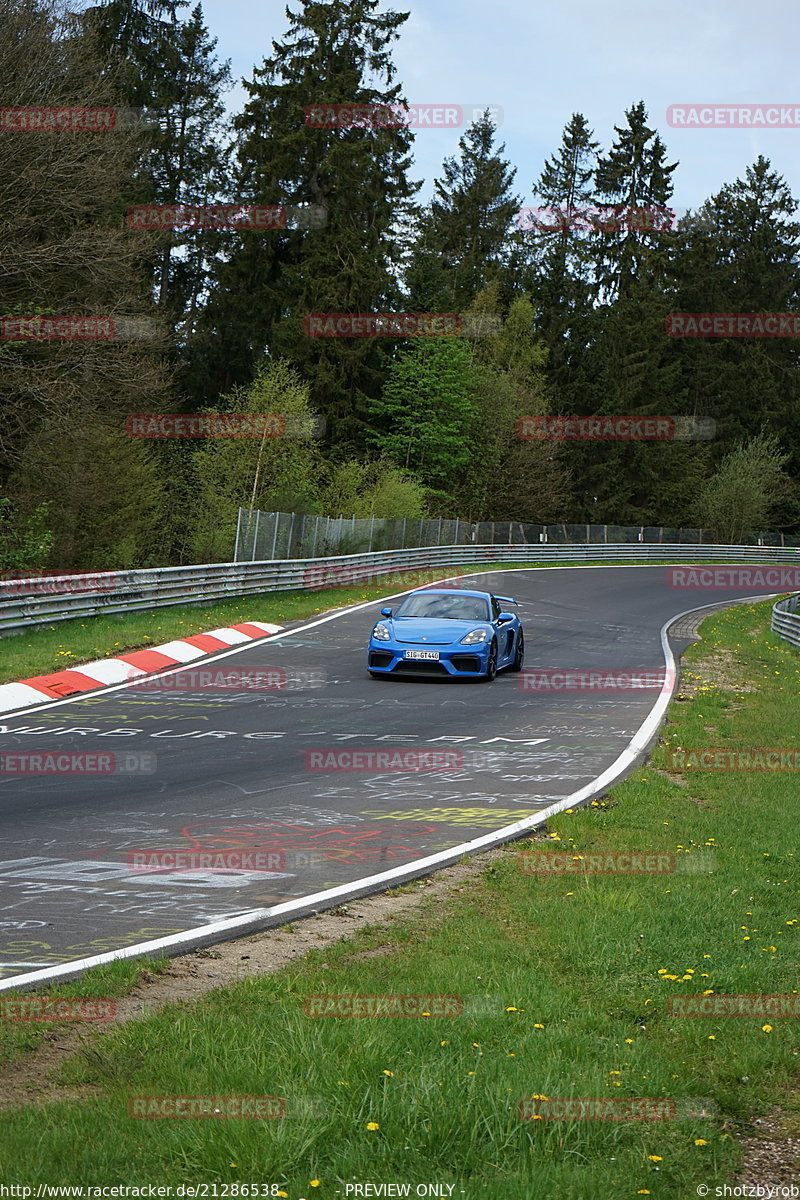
left=1, top=544, right=800, bottom=636
left=771, top=593, right=800, bottom=649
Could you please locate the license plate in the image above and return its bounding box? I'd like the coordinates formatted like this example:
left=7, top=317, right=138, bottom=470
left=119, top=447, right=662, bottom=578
left=404, top=650, right=440, bottom=660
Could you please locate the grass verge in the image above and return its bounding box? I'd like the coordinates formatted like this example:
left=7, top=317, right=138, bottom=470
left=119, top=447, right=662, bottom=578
left=0, top=600, right=797, bottom=1197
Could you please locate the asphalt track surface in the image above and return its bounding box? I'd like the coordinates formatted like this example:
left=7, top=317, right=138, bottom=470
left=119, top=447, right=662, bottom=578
left=0, top=565, right=766, bottom=984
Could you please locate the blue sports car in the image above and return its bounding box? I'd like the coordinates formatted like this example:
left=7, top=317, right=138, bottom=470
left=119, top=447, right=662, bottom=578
left=367, top=588, right=524, bottom=681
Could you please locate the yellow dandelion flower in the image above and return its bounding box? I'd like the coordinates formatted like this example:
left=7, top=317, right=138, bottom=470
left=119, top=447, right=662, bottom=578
left=694, top=1139, right=707, bottom=1146
left=762, top=1024, right=773, bottom=1033
left=366, top=1121, right=380, bottom=1130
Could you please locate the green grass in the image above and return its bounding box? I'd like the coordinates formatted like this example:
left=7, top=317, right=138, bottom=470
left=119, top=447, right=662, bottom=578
left=0, top=958, right=170, bottom=1070
left=0, top=599, right=797, bottom=1197
left=1, top=556, right=780, bottom=685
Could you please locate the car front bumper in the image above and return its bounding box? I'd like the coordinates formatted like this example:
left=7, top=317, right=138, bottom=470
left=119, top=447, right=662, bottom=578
left=367, top=641, right=490, bottom=677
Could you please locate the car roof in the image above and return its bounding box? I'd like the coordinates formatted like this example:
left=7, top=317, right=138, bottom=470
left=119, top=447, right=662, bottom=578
left=406, top=588, right=492, bottom=600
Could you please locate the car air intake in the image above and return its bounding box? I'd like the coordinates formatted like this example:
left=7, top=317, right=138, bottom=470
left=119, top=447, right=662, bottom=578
left=451, top=655, right=482, bottom=673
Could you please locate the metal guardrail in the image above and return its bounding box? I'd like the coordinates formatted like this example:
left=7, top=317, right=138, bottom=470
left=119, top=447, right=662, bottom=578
left=771, top=593, right=800, bottom=649
left=2, top=543, right=800, bottom=636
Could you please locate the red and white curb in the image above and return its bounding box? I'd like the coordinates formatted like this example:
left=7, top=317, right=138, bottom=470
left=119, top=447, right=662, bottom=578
left=0, top=622, right=283, bottom=714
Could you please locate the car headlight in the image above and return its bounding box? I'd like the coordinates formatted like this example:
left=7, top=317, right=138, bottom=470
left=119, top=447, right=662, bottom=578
left=372, top=623, right=391, bottom=641
left=460, top=628, right=488, bottom=645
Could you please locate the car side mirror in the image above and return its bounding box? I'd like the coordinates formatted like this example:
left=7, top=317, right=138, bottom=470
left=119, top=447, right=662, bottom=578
left=380, top=607, right=393, bottom=617
left=497, top=612, right=514, bottom=624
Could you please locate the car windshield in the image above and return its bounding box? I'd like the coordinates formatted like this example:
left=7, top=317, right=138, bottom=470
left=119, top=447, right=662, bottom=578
left=395, top=594, right=490, bottom=621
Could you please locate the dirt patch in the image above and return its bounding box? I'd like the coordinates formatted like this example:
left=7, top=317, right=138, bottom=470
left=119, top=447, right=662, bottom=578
left=0, top=844, right=510, bottom=1111
left=678, top=650, right=758, bottom=698
left=650, top=766, right=690, bottom=788
left=738, top=1102, right=800, bottom=1187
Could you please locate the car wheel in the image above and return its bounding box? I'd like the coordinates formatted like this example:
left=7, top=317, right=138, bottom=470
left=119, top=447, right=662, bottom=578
left=509, top=631, right=525, bottom=673
left=482, top=640, right=498, bottom=682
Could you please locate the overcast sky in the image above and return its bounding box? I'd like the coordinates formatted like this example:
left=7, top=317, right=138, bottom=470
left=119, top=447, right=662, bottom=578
left=199, top=0, right=800, bottom=210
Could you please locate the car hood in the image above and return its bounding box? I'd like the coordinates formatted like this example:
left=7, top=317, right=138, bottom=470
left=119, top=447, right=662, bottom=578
left=391, top=618, right=489, bottom=645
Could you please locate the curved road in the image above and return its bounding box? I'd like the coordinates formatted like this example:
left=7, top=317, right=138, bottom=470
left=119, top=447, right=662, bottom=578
left=0, top=565, right=766, bottom=984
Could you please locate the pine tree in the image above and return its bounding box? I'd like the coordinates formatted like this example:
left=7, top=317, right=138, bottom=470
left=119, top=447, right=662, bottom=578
left=528, top=112, right=599, bottom=388
left=672, top=157, right=800, bottom=473
left=405, top=112, right=522, bottom=312
left=79, top=0, right=232, bottom=340
left=185, top=0, right=416, bottom=451
left=592, top=100, right=677, bottom=301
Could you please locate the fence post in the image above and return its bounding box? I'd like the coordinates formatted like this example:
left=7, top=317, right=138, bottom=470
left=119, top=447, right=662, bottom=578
left=437, top=517, right=442, bottom=545
left=234, top=507, right=243, bottom=563
left=252, top=509, right=261, bottom=561
left=270, top=512, right=279, bottom=560
left=288, top=511, right=296, bottom=557
left=311, top=517, right=319, bottom=559
left=402, top=517, right=407, bottom=548
left=369, top=514, right=375, bottom=552
left=603, top=524, right=607, bottom=544
left=454, top=517, right=459, bottom=544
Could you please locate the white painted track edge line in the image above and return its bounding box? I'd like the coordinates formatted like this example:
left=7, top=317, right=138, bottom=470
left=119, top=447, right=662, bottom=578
left=0, top=588, right=771, bottom=992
